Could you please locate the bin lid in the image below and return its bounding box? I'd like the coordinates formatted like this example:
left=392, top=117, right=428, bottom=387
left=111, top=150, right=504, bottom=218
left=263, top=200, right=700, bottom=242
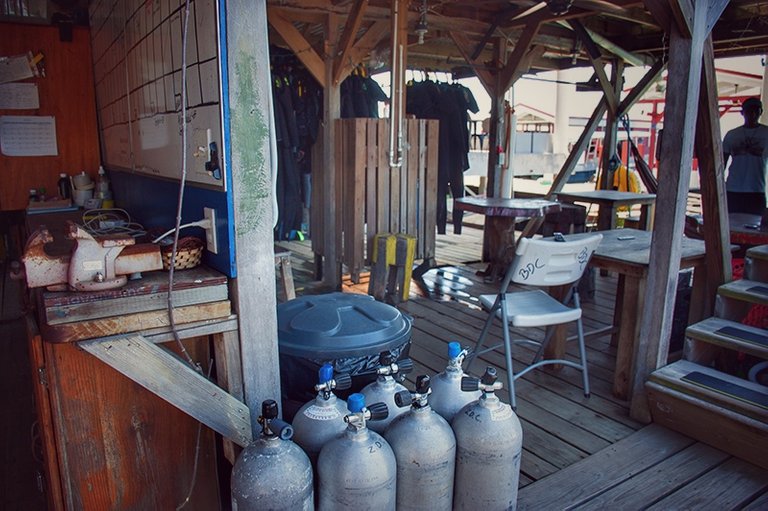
left=277, top=292, right=412, bottom=357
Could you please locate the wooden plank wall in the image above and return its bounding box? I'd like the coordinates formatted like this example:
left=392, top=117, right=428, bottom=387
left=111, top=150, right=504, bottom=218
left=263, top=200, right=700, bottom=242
left=0, top=23, right=100, bottom=211
left=312, top=118, right=438, bottom=281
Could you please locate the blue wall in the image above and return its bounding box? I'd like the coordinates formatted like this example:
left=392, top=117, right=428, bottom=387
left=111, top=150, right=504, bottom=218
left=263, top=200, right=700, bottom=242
left=110, top=170, right=236, bottom=277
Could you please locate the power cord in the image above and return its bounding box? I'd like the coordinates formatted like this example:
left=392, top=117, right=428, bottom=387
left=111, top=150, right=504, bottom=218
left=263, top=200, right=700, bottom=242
left=152, top=219, right=212, bottom=244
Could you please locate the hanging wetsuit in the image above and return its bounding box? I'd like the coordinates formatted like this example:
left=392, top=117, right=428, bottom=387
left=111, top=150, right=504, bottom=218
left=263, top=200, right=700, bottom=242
left=273, top=76, right=303, bottom=240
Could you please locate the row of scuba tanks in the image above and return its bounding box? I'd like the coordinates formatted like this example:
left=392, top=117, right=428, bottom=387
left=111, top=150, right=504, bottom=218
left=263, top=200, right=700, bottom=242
left=231, top=342, right=524, bottom=510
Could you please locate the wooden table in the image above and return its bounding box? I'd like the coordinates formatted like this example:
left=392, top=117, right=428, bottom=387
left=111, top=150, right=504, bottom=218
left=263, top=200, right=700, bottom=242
left=547, top=229, right=707, bottom=401
left=555, top=190, right=657, bottom=231
left=729, top=213, right=768, bottom=247
left=454, top=196, right=560, bottom=279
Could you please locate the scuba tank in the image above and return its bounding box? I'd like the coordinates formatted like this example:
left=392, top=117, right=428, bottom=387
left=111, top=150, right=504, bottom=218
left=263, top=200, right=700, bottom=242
left=317, top=393, right=396, bottom=511
left=292, top=363, right=352, bottom=465
left=384, top=375, right=456, bottom=511
left=429, top=341, right=482, bottom=422
left=452, top=367, right=523, bottom=511
left=360, top=351, right=414, bottom=433
left=231, top=400, right=314, bottom=511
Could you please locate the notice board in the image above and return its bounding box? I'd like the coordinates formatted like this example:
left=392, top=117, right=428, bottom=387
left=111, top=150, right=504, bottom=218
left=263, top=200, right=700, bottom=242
left=89, top=0, right=225, bottom=189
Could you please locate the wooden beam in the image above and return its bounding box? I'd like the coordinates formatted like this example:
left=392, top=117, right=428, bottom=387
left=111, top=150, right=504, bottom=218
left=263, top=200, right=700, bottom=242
left=332, top=0, right=368, bottom=85
left=520, top=98, right=609, bottom=239
left=336, top=21, right=389, bottom=84
left=79, top=335, right=252, bottom=447
left=617, top=58, right=665, bottom=116
left=694, top=35, right=731, bottom=316
left=705, top=0, right=730, bottom=35
left=499, top=21, right=540, bottom=92
left=670, top=0, right=694, bottom=38
left=630, top=0, right=709, bottom=422
left=568, top=20, right=619, bottom=116
left=470, top=4, right=521, bottom=61
left=643, top=0, right=674, bottom=32
left=268, top=7, right=327, bottom=88
left=323, top=13, right=342, bottom=288
left=449, top=31, right=495, bottom=96
left=508, top=45, right=547, bottom=86
left=227, top=0, right=283, bottom=428
left=598, top=60, right=624, bottom=189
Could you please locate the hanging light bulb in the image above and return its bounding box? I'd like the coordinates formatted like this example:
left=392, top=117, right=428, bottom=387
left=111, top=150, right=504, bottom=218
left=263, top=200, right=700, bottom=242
left=415, top=0, right=428, bottom=45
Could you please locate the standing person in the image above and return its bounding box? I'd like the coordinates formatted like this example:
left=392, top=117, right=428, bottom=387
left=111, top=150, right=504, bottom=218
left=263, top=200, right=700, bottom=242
left=723, top=97, right=768, bottom=215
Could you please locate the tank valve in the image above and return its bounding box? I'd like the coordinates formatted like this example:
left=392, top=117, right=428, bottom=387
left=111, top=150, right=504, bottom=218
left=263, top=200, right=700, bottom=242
left=394, top=374, right=432, bottom=409
left=373, top=351, right=414, bottom=382
left=344, top=393, right=389, bottom=429
left=447, top=341, right=470, bottom=369
left=314, top=363, right=352, bottom=399
left=258, top=399, right=293, bottom=440
left=461, top=367, right=503, bottom=394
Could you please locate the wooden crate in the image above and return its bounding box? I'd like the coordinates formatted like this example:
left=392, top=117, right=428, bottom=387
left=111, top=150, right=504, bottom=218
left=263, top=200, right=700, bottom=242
left=312, top=118, right=438, bottom=282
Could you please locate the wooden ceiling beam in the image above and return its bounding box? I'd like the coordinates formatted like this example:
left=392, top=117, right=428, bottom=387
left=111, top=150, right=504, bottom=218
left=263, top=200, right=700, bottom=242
left=267, top=7, right=327, bottom=88
left=336, top=20, right=390, bottom=83
left=499, top=21, right=540, bottom=91
left=332, top=0, right=369, bottom=85
left=568, top=20, right=619, bottom=115
left=449, top=31, right=495, bottom=95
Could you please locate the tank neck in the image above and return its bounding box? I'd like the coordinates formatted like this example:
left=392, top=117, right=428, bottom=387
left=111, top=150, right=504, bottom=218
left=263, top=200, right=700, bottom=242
left=315, top=392, right=338, bottom=405
left=345, top=422, right=371, bottom=440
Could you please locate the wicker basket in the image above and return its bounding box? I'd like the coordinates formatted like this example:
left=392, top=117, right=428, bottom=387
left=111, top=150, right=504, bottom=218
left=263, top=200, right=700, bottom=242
left=161, top=237, right=204, bottom=270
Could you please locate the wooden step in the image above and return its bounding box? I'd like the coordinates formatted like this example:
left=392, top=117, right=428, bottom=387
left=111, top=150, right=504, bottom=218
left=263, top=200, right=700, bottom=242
left=648, top=360, right=768, bottom=423
left=647, top=362, right=768, bottom=470
left=715, top=279, right=768, bottom=322
left=686, top=317, right=768, bottom=360
left=745, top=245, right=768, bottom=282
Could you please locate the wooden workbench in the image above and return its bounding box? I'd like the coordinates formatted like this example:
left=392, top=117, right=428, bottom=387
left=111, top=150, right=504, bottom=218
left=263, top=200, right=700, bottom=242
left=27, top=266, right=243, bottom=511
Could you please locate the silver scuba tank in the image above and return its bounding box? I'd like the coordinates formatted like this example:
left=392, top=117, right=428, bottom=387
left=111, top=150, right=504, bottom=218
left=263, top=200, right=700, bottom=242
left=317, top=393, right=396, bottom=511
left=360, top=351, right=414, bottom=433
left=452, top=367, right=523, bottom=511
left=384, top=375, right=456, bottom=511
left=231, top=400, right=314, bottom=511
left=292, top=363, right=352, bottom=465
left=429, top=341, right=482, bottom=422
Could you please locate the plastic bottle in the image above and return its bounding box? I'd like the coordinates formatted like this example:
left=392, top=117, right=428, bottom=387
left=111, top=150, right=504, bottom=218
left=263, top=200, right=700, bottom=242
left=96, top=166, right=112, bottom=200
left=58, top=173, right=71, bottom=199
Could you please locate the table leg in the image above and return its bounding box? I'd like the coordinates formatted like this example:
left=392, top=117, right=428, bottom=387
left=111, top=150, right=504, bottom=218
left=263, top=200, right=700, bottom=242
left=613, top=274, right=646, bottom=400
left=639, top=204, right=654, bottom=230
left=598, top=206, right=616, bottom=276
left=480, top=216, right=517, bottom=281
left=610, top=274, right=626, bottom=347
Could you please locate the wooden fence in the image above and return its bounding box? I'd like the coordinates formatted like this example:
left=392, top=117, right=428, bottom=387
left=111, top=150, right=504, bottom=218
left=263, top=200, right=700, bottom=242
left=311, top=118, right=439, bottom=282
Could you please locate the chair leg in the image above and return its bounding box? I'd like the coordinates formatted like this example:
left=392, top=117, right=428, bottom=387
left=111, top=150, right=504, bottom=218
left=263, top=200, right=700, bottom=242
left=467, top=295, right=501, bottom=371
left=573, top=292, right=590, bottom=398
left=499, top=295, right=517, bottom=410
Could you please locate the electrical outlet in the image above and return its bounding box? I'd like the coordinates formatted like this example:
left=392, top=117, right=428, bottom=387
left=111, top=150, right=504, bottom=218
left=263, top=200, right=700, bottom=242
left=203, top=207, right=218, bottom=254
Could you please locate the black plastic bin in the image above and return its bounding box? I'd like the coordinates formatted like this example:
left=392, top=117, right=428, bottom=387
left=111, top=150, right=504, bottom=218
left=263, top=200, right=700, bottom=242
left=277, top=292, right=412, bottom=418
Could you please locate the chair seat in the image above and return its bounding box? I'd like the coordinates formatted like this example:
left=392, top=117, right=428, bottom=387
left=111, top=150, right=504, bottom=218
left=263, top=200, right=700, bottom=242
left=480, top=290, right=582, bottom=328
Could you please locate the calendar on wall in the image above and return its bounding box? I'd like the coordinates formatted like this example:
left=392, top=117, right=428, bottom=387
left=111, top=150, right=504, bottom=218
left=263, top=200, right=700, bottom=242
left=89, top=0, right=225, bottom=189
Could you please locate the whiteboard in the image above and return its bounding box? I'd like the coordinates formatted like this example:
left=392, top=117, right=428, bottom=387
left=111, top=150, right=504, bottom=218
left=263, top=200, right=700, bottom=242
left=89, top=0, right=225, bottom=189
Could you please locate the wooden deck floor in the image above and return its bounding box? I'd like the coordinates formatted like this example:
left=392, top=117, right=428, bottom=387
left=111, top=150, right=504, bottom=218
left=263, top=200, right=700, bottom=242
left=278, top=220, right=768, bottom=510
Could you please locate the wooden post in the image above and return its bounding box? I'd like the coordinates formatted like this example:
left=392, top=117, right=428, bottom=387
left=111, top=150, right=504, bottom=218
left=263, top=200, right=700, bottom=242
left=598, top=60, right=625, bottom=190
left=226, top=0, right=282, bottom=428
left=630, top=1, right=709, bottom=422
left=695, top=36, right=732, bottom=315
left=323, top=14, right=342, bottom=289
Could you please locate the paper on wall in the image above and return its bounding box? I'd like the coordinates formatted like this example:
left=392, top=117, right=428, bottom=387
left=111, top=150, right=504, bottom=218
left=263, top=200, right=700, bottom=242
left=0, top=115, right=58, bottom=156
left=0, top=54, right=35, bottom=85
left=0, top=83, right=40, bottom=109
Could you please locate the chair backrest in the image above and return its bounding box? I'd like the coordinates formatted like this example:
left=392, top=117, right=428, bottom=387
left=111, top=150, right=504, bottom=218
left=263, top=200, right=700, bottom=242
left=509, top=234, right=603, bottom=287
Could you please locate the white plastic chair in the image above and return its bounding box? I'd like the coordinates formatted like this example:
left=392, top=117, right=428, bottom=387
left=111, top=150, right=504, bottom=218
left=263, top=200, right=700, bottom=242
left=469, top=233, right=603, bottom=409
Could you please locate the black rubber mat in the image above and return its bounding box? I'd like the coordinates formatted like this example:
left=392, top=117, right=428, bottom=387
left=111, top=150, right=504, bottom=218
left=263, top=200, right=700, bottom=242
left=746, top=285, right=768, bottom=296
left=716, top=326, right=768, bottom=348
left=681, top=371, right=768, bottom=410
